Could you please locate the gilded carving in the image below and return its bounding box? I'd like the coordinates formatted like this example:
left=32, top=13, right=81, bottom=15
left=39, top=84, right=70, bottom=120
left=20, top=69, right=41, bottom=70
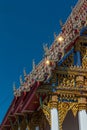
left=78, top=97, right=87, bottom=110
left=71, top=104, right=78, bottom=117
left=36, top=36, right=87, bottom=130
left=84, top=78, right=87, bottom=87
left=42, top=104, right=51, bottom=125
left=58, top=75, right=75, bottom=88
left=76, top=75, right=84, bottom=87
left=58, top=103, right=78, bottom=130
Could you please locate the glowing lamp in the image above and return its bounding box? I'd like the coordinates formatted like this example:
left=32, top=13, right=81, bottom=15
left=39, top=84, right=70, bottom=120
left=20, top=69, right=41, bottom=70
left=58, top=36, right=64, bottom=42
left=45, top=60, right=50, bottom=65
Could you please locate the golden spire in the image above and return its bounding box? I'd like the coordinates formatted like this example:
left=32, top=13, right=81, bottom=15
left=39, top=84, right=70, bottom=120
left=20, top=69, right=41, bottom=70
left=43, top=44, right=49, bottom=57
left=20, top=75, right=23, bottom=85
left=13, top=82, right=16, bottom=91
left=23, top=68, right=27, bottom=77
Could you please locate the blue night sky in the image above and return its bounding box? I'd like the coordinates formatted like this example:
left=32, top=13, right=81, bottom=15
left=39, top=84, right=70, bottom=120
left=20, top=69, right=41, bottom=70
left=0, top=0, right=77, bottom=123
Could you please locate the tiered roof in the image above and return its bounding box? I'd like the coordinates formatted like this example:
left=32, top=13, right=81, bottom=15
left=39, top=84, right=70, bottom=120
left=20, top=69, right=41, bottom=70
left=14, top=0, right=87, bottom=97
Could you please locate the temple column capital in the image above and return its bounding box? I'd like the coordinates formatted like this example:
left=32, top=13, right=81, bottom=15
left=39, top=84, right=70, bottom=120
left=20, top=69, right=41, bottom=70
left=49, top=95, right=59, bottom=130
left=49, top=95, right=58, bottom=109
left=78, top=97, right=87, bottom=111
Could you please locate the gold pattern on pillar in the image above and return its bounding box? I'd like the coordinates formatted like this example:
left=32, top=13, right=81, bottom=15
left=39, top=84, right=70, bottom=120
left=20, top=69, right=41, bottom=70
left=49, top=95, right=58, bottom=109
left=42, top=95, right=58, bottom=126
left=58, top=103, right=78, bottom=130
left=42, top=104, right=51, bottom=125
left=78, top=97, right=87, bottom=111
left=49, top=95, right=58, bottom=127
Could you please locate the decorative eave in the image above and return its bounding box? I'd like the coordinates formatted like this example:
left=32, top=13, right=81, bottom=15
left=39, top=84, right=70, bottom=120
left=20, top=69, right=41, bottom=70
left=56, top=66, right=87, bottom=77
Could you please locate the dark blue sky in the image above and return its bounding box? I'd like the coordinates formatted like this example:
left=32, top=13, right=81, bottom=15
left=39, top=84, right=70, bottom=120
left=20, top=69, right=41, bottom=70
left=0, top=0, right=77, bottom=123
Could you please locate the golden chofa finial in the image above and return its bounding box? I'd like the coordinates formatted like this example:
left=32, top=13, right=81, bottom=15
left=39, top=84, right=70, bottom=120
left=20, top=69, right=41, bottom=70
left=13, top=82, right=16, bottom=91
left=59, top=19, right=63, bottom=28
left=20, top=75, right=23, bottom=85
left=43, top=44, right=49, bottom=57
left=13, top=82, right=17, bottom=96
left=23, top=68, right=27, bottom=77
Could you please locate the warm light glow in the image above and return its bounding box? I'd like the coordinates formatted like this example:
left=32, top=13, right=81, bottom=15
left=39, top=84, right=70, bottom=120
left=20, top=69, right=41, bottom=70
left=45, top=60, right=50, bottom=65
left=58, top=36, right=64, bottom=42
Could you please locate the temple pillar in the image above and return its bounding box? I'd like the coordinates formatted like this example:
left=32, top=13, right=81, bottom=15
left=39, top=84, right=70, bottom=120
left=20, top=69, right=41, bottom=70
left=78, top=98, right=87, bottom=130
left=78, top=110, right=87, bottom=130
left=50, top=95, right=59, bottom=130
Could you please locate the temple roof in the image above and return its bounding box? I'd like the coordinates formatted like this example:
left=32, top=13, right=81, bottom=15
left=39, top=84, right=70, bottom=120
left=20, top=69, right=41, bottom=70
left=14, top=0, right=87, bottom=96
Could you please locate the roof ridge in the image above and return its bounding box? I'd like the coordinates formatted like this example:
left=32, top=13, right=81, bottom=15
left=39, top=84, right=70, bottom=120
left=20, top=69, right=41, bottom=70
left=14, top=0, right=87, bottom=96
